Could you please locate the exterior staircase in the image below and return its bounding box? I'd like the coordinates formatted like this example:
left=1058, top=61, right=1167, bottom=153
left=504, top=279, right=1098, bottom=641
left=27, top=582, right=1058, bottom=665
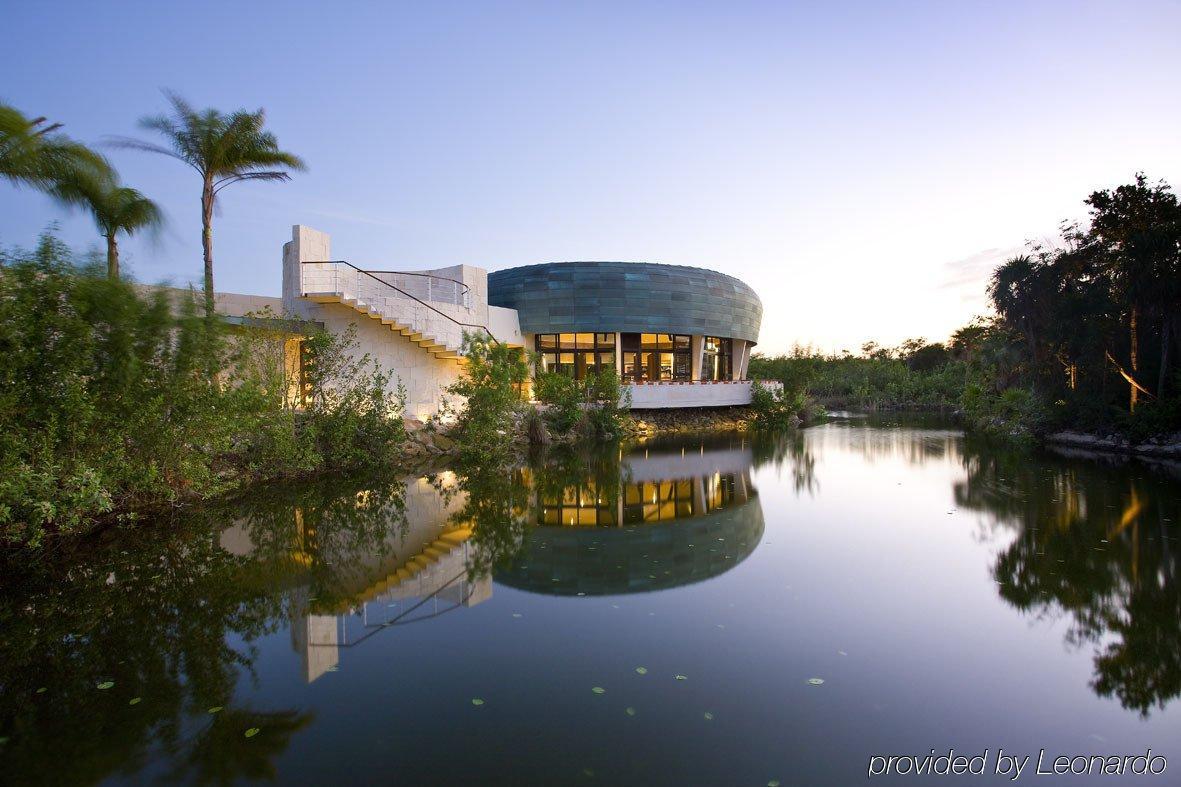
left=300, top=261, right=493, bottom=361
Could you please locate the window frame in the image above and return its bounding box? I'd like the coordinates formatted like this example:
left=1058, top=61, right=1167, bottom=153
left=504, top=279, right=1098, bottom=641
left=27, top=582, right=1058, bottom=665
left=535, top=333, right=616, bottom=379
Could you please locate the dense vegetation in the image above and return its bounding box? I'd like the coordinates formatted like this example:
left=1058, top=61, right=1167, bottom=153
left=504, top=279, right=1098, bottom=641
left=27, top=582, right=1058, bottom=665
left=533, top=369, right=629, bottom=441
left=1, top=96, right=365, bottom=549
left=752, top=175, right=1181, bottom=442
left=442, top=332, right=531, bottom=464
left=0, top=235, right=405, bottom=548
left=443, top=333, right=631, bottom=464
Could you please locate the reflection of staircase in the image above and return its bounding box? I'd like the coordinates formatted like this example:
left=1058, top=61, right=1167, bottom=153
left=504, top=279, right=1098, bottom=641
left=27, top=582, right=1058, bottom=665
left=301, top=261, right=496, bottom=361
left=387, top=526, right=473, bottom=590
left=320, top=526, right=474, bottom=614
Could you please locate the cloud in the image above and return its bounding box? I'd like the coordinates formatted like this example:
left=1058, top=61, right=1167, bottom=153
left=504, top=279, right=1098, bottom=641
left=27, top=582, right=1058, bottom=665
left=938, top=246, right=1023, bottom=305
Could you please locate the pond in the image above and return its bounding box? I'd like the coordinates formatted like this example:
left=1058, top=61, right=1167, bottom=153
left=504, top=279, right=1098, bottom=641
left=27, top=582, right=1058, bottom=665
left=1, top=415, right=1179, bottom=785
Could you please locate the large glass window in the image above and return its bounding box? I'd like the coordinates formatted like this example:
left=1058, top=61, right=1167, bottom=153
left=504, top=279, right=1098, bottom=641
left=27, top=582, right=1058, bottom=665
left=620, top=333, right=691, bottom=382
left=536, top=333, right=615, bottom=379
left=702, top=336, right=733, bottom=381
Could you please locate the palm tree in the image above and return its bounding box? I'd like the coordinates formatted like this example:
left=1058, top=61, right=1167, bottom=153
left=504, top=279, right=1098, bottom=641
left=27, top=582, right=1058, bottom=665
left=52, top=173, right=163, bottom=279
left=112, top=92, right=305, bottom=318
left=0, top=102, right=112, bottom=197
left=1086, top=175, right=1181, bottom=407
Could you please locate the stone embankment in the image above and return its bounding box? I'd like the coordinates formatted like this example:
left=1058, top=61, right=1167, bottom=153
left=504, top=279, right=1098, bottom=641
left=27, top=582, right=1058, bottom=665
left=622, top=406, right=758, bottom=439
left=396, top=406, right=765, bottom=470
left=1045, top=431, right=1181, bottom=459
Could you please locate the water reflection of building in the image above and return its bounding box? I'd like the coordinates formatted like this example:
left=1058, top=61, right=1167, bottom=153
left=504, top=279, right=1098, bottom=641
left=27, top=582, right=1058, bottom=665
left=217, top=436, right=765, bottom=681
left=498, top=437, right=765, bottom=595
left=219, top=473, right=493, bottom=683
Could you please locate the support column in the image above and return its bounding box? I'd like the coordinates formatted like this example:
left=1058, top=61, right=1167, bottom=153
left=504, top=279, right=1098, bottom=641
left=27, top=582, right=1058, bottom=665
left=691, top=335, right=705, bottom=381
left=733, top=340, right=751, bottom=380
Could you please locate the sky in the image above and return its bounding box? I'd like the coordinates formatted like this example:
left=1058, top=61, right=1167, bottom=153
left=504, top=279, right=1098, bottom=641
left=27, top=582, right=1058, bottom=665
left=2, top=0, right=1179, bottom=354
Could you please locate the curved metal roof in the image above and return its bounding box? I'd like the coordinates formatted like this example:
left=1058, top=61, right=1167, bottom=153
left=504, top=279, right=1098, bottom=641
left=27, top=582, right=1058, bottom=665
left=488, top=261, right=762, bottom=343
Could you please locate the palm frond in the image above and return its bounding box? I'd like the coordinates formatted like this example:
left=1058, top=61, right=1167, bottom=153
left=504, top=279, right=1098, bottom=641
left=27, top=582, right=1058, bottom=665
left=0, top=102, right=113, bottom=196
left=212, top=170, right=292, bottom=193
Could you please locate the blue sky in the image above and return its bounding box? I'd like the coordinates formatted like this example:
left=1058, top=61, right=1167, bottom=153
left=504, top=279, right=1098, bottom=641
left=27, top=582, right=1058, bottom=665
left=3, top=0, right=1179, bottom=353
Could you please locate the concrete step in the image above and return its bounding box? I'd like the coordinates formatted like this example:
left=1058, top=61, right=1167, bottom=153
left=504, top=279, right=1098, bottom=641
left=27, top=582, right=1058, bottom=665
left=301, top=290, right=466, bottom=359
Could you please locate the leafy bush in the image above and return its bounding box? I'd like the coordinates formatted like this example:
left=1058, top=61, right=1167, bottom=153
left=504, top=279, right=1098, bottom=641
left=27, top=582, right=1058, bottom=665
left=534, top=369, right=629, bottom=440
left=534, top=371, right=582, bottom=433
left=445, top=332, right=529, bottom=464
left=750, top=381, right=810, bottom=429
left=0, top=233, right=406, bottom=548
left=959, top=382, right=1047, bottom=440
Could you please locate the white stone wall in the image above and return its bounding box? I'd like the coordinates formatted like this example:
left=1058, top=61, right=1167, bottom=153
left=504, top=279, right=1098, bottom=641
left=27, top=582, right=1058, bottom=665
left=625, top=379, right=782, bottom=409
left=488, top=306, right=525, bottom=346
left=281, top=225, right=513, bottom=420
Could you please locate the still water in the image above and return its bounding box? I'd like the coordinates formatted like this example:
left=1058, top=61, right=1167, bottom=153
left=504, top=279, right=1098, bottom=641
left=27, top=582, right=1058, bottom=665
left=1, top=416, right=1179, bottom=785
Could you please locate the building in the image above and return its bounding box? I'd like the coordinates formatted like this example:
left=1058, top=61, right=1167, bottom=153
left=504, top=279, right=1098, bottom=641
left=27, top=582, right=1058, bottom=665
left=209, top=225, right=767, bottom=419
left=488, top=261, right=763, bottom=408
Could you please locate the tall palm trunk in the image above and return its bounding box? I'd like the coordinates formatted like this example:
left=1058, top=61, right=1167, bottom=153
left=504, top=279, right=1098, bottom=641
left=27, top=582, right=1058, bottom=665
left=201, top=175, right=215, bottom=319
left=1129, top=306, right=1139, bottom=413
left=1160, top=314, right=1174, bottom=399
left=105, top=233, right=119, bottom=279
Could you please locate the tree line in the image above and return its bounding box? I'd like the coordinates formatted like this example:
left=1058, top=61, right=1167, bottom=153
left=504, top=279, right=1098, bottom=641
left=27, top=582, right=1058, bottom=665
left=751, top=174, right=1181, bottom=440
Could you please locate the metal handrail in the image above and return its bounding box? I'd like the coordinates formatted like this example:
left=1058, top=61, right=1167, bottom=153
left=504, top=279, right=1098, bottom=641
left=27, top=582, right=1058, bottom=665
left=301, top=260, right=498, bottom=345
left=365, top=268, right=471, bottom=298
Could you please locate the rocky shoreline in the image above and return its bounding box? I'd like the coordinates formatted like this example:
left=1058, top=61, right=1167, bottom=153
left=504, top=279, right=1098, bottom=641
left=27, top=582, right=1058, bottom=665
left=396, top=405, right=762, bottom=472
left=1044, top=430, right=1181, bottom=460
left=622, top=406, right=758, bottom=439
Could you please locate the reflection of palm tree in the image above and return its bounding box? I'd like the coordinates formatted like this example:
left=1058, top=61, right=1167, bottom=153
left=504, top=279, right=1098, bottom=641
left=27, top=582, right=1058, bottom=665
left=0, top=509, right=288, bottom=785
left=957, top=441, right=1181, bottom=715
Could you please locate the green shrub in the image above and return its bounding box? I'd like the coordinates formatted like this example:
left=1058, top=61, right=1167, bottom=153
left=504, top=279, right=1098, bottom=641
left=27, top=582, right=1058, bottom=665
left=0, top=233, right=407, bottom=548
left=534, top=369, right=628, bottom=440
left=445, top=332, right=529, bottom=464
left=750, top=381, right=809, bottom=429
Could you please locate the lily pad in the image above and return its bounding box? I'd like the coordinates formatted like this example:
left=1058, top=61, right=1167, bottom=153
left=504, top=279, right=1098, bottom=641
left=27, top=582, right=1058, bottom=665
left=512, top=613, right=522, bottom=618
left=128, top=697, right=142, bottom=706
left=471, top=698, right=485, bottom=706
left=635, top=667, right=648, bottom=675
left=674, top=674, right=688, bottom=681
left=591, top=686, right=606, bottom=695
left=207, top=706, right=223, bottom=714
left=625, top=707, right=637, bottom=716
left=807, top=678, right=825, bottom=686
left=703, top=712, right=714, bottom=720
left=96, top=681, right=115, bottom=690
left=244, top=727, right=260, bottom=738
left=769, top=781, right=781, bottom=787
